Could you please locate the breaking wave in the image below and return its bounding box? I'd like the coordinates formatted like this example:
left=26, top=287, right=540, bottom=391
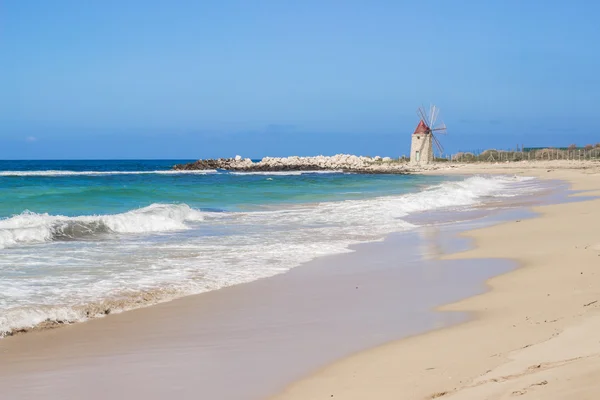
left=0, top=204, right=205, bottom=249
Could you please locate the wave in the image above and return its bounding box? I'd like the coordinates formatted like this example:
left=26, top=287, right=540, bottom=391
left=0, top=175, right=531, bottom=250
left=0, top=170, right=217, bottom=177
left=252, top=175, right=536, bottom=230
left=396, top=175, right=529, bottom=212
left=0, top=204, right=205, bottom=249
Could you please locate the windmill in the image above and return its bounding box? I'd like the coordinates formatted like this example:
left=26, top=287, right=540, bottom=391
left=410, top=105, right=448, bottom=164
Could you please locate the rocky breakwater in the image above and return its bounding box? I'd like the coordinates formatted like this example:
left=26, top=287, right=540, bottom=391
left=173, top=154, right=443, bottom=174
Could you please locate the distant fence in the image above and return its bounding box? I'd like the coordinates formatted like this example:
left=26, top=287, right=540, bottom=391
left=438, top=148, right=600, bottom=163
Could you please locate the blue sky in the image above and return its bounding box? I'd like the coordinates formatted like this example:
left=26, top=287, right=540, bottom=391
left=1, top=0, right=599, bottom=159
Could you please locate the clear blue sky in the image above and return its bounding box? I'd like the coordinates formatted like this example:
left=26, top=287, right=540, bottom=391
left=1, top=0, right=599, bottom=159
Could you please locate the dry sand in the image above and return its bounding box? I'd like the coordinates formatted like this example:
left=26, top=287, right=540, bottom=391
left=273, top=160, right=600, bottom=400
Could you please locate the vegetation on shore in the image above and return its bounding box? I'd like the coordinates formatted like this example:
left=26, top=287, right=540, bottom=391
left=452, top=145, right=600, bottom=163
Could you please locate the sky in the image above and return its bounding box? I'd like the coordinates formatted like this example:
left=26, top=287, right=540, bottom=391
left=1, top=0, right=599, bottom=159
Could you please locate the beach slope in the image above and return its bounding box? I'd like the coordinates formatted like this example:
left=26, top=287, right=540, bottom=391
left=273, top=164, right=600, bottom=400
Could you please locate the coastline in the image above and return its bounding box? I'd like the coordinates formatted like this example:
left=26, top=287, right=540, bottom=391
left=0, top=168, right=526, bottom=338
left=273, top=162, right=600, bottom=400
left=0, top=168, right=550, bottom=399
left=1, top=161, right=596, bottom=399
left=0, top=217, right=521, bottom=400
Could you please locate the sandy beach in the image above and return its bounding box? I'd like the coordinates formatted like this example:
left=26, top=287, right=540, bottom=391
left=7, top=1, right=597, bottom=398
left=0, top=215, right=518, bottom=400
left=1, top=160, right=598, bottom=399
left=274, top=160, right=600, bottom=400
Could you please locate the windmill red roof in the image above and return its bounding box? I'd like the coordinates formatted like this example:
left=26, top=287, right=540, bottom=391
left=413, top=120, right=430, bottom=135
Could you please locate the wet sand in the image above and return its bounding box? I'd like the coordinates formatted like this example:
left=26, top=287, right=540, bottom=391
left=0, top=208, right=533, bottom=399
left=274, top=162, right=600, bottom=400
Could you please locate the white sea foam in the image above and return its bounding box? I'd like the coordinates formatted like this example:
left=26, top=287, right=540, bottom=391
left=0, top=175, right=542, bottom=336
left=0, top=170, right=217, bottom=177
left=0, top=204, right=205, bottom=249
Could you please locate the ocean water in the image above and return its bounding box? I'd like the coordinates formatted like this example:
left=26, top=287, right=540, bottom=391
left=0, top=160, right=541, bottom=336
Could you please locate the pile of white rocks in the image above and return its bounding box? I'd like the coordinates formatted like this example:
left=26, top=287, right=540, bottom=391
left=174, top=154, right=418, bottom=173
left=256, top=154, right=372, bottom=170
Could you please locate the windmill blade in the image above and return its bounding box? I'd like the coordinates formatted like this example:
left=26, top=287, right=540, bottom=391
left=433, top=137, right=444, bottom=156
left=417, top=106, right=428, bottom=125
left=429, top=104, right=433, bottom=126
left=417, top=112, right=429, bottom=127
left=432, top=132, right=442, bottom=149
left=432, top=134, right=444, bottom=155
left=432, top=122, right=447, bottom=133
left=430, top=105, right=438, bottom=127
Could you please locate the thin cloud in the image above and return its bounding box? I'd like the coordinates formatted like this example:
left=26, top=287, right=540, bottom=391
left=26, top=136, right=37, bottom=142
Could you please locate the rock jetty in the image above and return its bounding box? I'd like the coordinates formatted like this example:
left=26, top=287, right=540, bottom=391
left=173, top=154, right=443, bottom=174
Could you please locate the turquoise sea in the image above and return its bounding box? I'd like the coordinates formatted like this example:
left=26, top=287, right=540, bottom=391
left=0, top=160, right=539, bottom=335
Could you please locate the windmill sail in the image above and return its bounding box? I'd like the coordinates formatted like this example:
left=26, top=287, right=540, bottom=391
left=432, top=134, right=444, bottom=155
left=432, top=122, right=447, bottom=133
left=417, top=107, right=429, bottom=127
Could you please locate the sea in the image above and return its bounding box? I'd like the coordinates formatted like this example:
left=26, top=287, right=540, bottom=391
left=0, top=160, right=543, bottom=336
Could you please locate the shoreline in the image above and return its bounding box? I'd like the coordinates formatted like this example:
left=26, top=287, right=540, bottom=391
left=0, top=221, right=520, bottom=400
left=1, top=161, right=595, bottom=399
left=0, top=174, right=551, bottom=399
left=273, top=162, right=600, bottom=400
left=0, top=169, right=530, bottom=338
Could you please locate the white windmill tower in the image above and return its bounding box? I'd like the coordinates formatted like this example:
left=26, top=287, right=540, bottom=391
left=410, top=105, right=447, bottom=164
